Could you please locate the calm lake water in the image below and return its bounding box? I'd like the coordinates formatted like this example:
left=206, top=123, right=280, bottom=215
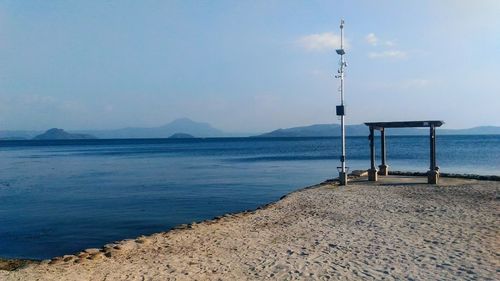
left=1, top=135, right=499, bottom=259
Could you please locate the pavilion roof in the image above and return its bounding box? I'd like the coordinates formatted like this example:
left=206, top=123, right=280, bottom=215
left=364, top=120, right=444, bottom=129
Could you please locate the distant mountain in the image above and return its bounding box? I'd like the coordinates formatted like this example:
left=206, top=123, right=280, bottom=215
left=33, top=128, right=97, bottom=140
left=168, top=133, right=195, bottom=139
left=384, top=126, right=500, bottom=135
left=1, top=120, right=499, bottom=140
left=0, top=137, right=29, bottom=140
left=255, top=124, right=500, bottom=137
left=442, top=126, right=500, bottom=135
left=76, top=118, right=225, bottom=139
left=256, top=124, right=367, bottom=137
left=0, top=130, right=41, bottom=140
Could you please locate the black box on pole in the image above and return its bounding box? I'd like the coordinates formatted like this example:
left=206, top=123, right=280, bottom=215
left=336, top=105, right=345, bottom=116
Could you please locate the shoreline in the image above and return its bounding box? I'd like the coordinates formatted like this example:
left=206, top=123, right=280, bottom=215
left=0, top=259, right=40, bottom=272
left=1, top=173, right=498, bottom=266
left=0, top=180, right=325, bottom=271
left=0, top=172, right=499, bottom=280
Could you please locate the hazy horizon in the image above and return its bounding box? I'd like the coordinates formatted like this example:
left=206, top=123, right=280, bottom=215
left=1, top=1, right=499, bottom=132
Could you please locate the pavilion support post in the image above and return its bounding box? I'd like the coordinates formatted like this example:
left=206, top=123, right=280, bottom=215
left=427, top=125, right=439, bottom=184
left=368, top=126, right=378, bottom=181
left=378, top=128, right=389, bottom=176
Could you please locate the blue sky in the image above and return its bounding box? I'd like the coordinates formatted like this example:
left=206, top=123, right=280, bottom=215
left=0, top=0, right=499, bottom=132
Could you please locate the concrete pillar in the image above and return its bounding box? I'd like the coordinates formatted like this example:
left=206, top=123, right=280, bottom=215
left=430, top=125, right=435, bottom=170
left=368, top=126, right=378, bottom=181
left=428, top=170, right=439, bottom=184
left=339, top=172, right=347, bottom=186
left=378, top=128, right=389, bottom=176
left=427, top=125, right=439, bottom=184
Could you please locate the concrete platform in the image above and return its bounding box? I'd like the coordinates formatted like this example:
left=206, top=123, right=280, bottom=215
left=349, top=175, right=476, bottom=186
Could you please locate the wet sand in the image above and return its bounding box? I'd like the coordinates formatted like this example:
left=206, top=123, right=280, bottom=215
left=1, top=176, right=498, bottom=280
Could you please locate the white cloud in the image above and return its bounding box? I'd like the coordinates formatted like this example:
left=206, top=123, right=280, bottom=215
left=366, top=33, right=397, bottom=47
left=297, top=32, right=349, bottom=51
left=384, top=40, right=395, bottom=47
left=368, top=50, right=407, bottom=59
left=365, top=33, right=378, bottom=46
left=365, top=33, right=406, bottom=59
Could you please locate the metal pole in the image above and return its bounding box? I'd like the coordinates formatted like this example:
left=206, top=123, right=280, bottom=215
left=335, top=19, right=347, bottom=185
left=340, top=20, right=346, bottom=175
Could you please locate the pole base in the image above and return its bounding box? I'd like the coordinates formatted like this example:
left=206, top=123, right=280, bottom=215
left=339, top=172, right=348, bottom=186
left=378, top=164, right=389, bottom=176
left=427, top=170, right=440, bottom=184
left=368, top=169, right=378, bottom=181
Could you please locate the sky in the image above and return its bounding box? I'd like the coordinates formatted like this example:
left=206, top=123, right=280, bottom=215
left=0, top=0, right=499, bottom=132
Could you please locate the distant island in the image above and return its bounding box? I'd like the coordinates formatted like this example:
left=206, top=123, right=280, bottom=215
left=1, top=118, right=500, bottom=140
left=75, top=118, right=227, bottom=139
left=168, top=133, right=195, bottom=139
left=0, top=137, right=28, bottom=140
left=0, top=118, right=230, bottom=140
left=255, top=124, right=360, bottom=137
left=255, top=124, right=500, bottom=138
left=33, top=128, right=97, bottom=140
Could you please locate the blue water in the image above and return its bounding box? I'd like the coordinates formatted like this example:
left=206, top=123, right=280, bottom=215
left=0, top=136, right=499, bottom=260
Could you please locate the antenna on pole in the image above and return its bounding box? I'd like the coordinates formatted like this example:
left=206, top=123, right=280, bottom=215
left=335, top=19, right=348, bottom=185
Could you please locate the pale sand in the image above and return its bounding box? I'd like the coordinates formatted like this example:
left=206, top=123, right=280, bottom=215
left=1, top=176, right=498, bottom=280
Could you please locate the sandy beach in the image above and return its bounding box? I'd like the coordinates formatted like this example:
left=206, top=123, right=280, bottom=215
left=1, top=176, right=498, bottom=280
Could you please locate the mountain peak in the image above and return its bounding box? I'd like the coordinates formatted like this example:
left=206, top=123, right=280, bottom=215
left=46, top=128, right=65, bottom=134
left=168, top=133, right=195, bottom=139
left=33, top=128, right=97, bottom=140
left=151, top=118, right=222, bottom=137
left=167, top=118, right=201, bottom=126
left=171, top=117, right=195, bottom=123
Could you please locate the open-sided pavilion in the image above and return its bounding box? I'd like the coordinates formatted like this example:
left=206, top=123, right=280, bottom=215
left=364, top=120, right=444, bottom=184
